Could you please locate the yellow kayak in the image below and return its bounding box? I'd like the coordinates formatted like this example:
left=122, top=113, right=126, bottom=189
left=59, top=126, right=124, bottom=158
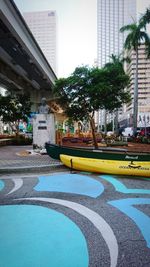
left=60, top=154, right=150, bottom=177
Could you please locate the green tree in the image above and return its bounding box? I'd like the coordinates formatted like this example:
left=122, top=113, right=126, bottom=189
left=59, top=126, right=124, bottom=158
left=54, top=65, right=130, bottom=149
left=120, top=19, right=150, bottom=136
left=105, top=53, right=131, bottom=70
left=0, top=92, right=31, bottom=135
left=104, top=54, right=131, bottom=133
left=140, top=8, right=150, bottom=30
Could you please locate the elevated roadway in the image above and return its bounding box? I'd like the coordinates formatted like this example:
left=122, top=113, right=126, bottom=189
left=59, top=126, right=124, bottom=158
left=0, top=0, right=57, bottom=109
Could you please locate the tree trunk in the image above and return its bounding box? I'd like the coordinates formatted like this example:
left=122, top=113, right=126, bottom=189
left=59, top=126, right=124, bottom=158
left=90, top=117, right=98, bottom=149
left=114, top=110, right=119, bottom=135
left=104, top=110, right=107, bottom=134
left=15, top=121, right=20, bottom=136
left=133, top=48, right=139, bottom=136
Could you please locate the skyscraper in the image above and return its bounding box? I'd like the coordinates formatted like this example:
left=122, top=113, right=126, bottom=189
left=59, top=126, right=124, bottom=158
left=97, top=0, right=136, bottom=68
left=123, top=44, right=150, bottom=128
left=23, top=11, right=57, bottom=74
left=96, top=0, right=136, bottom=130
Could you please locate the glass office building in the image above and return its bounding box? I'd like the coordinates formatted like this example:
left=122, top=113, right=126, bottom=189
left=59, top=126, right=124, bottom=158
left=96, top=0, right=136, bottom=129
left=97, top=0, right=136, bottom=68
left=24, top=11, right=57, bottom=74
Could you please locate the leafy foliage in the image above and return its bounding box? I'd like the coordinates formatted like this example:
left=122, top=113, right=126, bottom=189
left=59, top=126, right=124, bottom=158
left=54, top=65, right=130, bottom=148
left=120, top=21, right=150, bottom=56
left=54, top=65, right=130, bottom=120
left=0, top=92, right=31, bottom=133
left=139, top=8, right=150, bottom=29
left=139, top=8, right=150, bottom=57
left=120, top=13, right=150, bottom=136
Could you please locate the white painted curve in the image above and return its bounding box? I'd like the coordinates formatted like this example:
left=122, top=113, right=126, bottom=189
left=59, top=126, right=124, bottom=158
left=16, top=197, right=118, bottom=267
left=7, top=178, right=23, bottom=195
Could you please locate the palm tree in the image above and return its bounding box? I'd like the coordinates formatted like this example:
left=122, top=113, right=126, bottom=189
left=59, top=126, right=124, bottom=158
left=140, top=8, right=150, bottom=58
left=104, top=54, right=131, bottom=134
left=140, top=8, right=150, bottom=28
left=105, top=53, right=130, bottom=70
left=120, top=21, right=150, bottom=136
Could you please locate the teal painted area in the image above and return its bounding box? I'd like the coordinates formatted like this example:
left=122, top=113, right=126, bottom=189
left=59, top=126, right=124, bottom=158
left=109, top=198, right=150, bottom=248
left=100, top=175, right=150, bottom=194
left=80, top=172, right=93, bottom=175
left=0, top=180, right=4, bottom=191
left=35, top=174, right=104, bottom=198
left=0, top=205, right=89, bottom=267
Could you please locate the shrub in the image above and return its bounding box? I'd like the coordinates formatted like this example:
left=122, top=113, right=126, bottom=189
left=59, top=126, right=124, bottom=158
left=12, top=135, right=32, bottom=145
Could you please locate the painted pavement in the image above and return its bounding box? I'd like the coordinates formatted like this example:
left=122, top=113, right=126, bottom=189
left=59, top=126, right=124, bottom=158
left=0, top=172, right=150, bottom=267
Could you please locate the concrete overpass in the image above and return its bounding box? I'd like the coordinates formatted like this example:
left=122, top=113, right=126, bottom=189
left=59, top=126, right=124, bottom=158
left=0, top=0, right=57, bottom=111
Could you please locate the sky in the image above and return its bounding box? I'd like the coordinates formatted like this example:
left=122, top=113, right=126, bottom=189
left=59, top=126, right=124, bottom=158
left=14, top=0, right=150, bottom=78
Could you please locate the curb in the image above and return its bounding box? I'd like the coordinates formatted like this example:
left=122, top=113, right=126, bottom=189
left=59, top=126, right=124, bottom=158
left=0, top=163, right=68, bottom=174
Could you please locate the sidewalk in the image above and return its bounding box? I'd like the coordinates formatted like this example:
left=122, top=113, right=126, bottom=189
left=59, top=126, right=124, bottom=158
left=0, top=143, right=149, bottom=174
left=0, top=145, right=65, bottom=174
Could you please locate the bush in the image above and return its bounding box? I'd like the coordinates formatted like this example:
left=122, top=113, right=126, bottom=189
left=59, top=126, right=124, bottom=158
left=141, top=136, right=149, bottom=144
left=11, top=135, right=32, bottom=145
left=129, top=136, right=150, bottom=144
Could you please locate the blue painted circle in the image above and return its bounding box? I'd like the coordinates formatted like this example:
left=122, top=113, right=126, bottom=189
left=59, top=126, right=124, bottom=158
left=0, top=180, right=4, bottom=191
left=0, top=205, right=89, bottom=267
left=35, top=174, right=104, bottom=198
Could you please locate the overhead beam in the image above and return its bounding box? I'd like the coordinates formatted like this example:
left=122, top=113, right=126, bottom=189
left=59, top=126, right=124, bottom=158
left=0, top=0, right=57, bottom=84
left=0, top=59, right=38, bottom=91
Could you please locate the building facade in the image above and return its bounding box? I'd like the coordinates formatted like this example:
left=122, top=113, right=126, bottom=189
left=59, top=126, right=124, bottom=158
left=23, top=11, right=57, bottom=74
left=97, top=0, right=136, bottom=68
left=96, top=0, right=136, bottom=130
left=122, top=44, right=150, bottom=128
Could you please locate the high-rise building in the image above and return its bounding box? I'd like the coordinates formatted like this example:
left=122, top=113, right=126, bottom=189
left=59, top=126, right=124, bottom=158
left=97, top=0, right=137, bottom=68
left=23, top=11, right=57, bottom=74
left=122, top=44, right=150, bottom=128
left=96, top=0, right=136, bottom=130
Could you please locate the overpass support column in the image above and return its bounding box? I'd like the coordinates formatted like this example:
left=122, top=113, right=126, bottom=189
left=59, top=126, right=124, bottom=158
left=29, top=89, right=41, bottom=113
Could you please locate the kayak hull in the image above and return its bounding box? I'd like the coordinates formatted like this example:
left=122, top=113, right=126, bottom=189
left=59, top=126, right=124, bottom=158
left=45, top=143, right=150, bottom=162
left=60, top=154, right=150, bottom=177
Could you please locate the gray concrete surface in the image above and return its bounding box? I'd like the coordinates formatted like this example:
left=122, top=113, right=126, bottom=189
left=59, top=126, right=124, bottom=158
left=0, top=145, right=150, bottom=266
left=0, top=170, right=150, bottom=267
left=0, top=145, right=65, bottom=173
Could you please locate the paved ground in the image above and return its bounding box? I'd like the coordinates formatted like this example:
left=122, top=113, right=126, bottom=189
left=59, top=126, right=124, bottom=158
left=0, top=145, right=150, bottom=267
left=0, top=145, right=64, bottom=173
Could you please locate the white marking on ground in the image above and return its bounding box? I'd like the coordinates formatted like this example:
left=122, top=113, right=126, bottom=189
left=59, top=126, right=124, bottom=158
left=16, top=197, right=118, bottom=267
left=7, top=178, right=23, bottom=195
